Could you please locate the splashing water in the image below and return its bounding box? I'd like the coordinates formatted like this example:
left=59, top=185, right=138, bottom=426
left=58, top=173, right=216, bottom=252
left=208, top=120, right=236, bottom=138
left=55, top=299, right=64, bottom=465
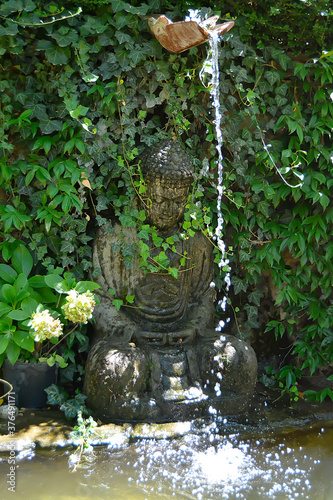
left=3, top=422, right=331, bottom=500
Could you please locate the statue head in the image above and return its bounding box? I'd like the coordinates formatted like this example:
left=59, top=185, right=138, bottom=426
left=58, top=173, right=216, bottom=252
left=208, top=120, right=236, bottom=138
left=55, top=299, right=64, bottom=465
left=138, top=139, right=195, bottom=231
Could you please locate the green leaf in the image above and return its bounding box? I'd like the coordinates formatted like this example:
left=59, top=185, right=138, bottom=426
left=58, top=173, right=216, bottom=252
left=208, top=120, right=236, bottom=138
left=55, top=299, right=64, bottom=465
left=39, top=119, right=63, bottom=135
left=5, top=340, right=21, bottom=365
left=0, top=21, right=19, bottom=36
left=44, top=274, right=64, bottom=289
left=294, top=63, right=308, bottom=80
left=55, top=354, right=68, bottom=368
left=45, top=274, right=70, bottom=293
left=7, top=310, right=30, bottom=321
left=265, top=70, right=280, bottom=85
left=28, top=275, right=46, bottom=288
left=36, top=40, right=70, bottom=65
left=130, top=48, right=145, bottom=65
left=319, top=193, right=330, bottom=210
left=231, top=276, right=247, bottom=295
left=119, top=214, right=135, bottom=227
left=12, top=245, right=33, bottom=276
left=70, top=105, right=89, bottom=119
left=45, top=384, right=68, bottom=405
left=29, top=103, right=49, bottom=121
left=248, top=290, right=263, bottom=306
left=51, top=28, right=79, bottom=47
left=1, top=284, right=17, bottom=304
left=112, top=299, right=123, bottom=311
left=0, top=302, right=12, bottom=317
left=138, top=227, right=150, bottom=240
left=0, top=264, right=17, bottom=283
left=111, top=0, right=126, bottom=11
left=239, top=250, right=250, bottom=262
left=64, top=138, right=85, bottom=154
left=20, top=298, right=39, bottom=315
left=81, top=15, right=108, bottom=34
left=115, top=48, right=131, bottom=69
left=13, top=273, right=28, bottom=294
left=125, top=3, right=149, bottom=15
left=125, top=294, right=135, bottom=304
left=115, top=31, right=132, bottom=44
left=0, top=334, right=10, bottom=355
left=75, top=281, right=101, bottom=293
left=44, top=356, right=55, bottom=366
left=168, top=267, right=178, bottom=279
left=296, top=124, right=304, bottom=143
left=60, top=240, right=75, bottom=254
left=13, top=330, right=34, bottom=351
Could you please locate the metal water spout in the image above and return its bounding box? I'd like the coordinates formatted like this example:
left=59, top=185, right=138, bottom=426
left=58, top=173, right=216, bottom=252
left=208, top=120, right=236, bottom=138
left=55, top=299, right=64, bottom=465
left=148, top=15, right=234, bottom=54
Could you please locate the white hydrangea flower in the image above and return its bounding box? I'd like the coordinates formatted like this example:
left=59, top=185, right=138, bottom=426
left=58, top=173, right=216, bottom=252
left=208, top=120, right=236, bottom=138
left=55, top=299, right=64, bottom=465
left=29, top=309, right=63, bottom=342
left=62, top=289, right=96, bottom=324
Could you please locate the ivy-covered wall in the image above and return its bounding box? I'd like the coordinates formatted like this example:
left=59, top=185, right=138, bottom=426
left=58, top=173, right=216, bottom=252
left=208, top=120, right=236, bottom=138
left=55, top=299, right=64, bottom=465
left=0, top=0, right=332, bottom=402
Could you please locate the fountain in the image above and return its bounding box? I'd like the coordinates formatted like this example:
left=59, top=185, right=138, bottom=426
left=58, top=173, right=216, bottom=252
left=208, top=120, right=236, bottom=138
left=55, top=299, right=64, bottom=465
left=83, top=13, right=255, bottom=423
left=1, top=12, right=333, bottom=500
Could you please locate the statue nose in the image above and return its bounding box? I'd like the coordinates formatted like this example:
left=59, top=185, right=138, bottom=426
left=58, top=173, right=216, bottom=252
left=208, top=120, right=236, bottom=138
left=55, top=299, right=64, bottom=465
left=162, top=200, right=171, bottom=211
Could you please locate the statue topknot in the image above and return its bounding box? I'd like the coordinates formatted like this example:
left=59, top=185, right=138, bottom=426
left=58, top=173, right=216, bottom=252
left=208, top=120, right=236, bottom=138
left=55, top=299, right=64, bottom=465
left=139, top=139, right=194, bottom=186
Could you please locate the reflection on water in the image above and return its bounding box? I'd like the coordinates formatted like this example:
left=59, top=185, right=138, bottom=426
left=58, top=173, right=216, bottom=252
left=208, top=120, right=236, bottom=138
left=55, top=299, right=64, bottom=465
left=1, top=422, right=332, bottom=500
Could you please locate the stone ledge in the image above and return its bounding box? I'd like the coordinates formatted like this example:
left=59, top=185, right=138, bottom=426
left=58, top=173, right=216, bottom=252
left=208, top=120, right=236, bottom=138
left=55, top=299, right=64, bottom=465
left=0, top=389, right=332, bottom=454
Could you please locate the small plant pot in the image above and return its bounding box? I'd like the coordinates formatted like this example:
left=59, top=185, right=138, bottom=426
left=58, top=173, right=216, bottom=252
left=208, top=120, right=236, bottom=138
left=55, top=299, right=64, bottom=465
left=3, top=360, right=58, bottom=408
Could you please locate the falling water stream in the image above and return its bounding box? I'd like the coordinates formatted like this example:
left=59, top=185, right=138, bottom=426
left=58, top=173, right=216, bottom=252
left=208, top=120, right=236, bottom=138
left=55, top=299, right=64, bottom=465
left=197, top=26, right=232, bottom=329
left=207, top=31, right=232, bottom=328
left=188, top=10, right=229, bottom=291
left=208, top=32, right=227, bottom=270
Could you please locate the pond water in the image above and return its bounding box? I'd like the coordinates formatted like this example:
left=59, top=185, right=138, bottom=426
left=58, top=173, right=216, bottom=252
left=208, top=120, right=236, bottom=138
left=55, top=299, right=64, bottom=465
left=1, top=417, right=332, bottom=500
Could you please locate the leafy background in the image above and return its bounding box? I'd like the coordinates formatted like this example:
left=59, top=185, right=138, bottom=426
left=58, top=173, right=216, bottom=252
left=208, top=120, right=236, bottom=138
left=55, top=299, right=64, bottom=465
left=0, top=0, right=333, bottom=402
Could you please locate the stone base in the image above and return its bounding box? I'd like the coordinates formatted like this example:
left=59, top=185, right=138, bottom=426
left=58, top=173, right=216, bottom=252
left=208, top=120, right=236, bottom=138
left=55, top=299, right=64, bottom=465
left=84, top=334, right=257, bottom=423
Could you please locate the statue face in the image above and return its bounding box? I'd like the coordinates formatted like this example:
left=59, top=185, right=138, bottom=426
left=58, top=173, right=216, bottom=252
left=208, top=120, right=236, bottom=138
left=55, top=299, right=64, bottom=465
left=144, top=179, right=189, bottom=231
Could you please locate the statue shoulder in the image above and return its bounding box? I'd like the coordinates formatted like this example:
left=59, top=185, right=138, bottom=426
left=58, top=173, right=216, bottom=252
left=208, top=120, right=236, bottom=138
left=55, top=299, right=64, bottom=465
left=189, top=230, right=214, bottom=256
left=94, top=223, right=137, bottom=244
left=92, top=222, right=140, bottom=294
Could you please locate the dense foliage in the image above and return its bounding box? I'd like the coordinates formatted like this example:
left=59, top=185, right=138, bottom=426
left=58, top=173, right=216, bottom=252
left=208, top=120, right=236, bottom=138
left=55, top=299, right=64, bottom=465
left=0, top=0, right=332, bottom=402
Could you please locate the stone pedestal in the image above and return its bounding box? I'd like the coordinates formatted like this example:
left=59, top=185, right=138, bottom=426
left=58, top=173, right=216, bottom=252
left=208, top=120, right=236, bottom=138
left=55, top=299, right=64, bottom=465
left=84, top=335, right=257, bottom=422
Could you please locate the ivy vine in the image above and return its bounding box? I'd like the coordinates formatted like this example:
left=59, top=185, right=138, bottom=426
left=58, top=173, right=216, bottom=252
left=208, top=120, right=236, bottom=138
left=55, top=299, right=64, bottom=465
left=0, top=0, right=333, bottom=403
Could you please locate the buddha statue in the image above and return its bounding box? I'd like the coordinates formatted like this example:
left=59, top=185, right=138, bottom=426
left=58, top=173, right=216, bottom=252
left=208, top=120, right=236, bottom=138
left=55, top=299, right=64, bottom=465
left=84, top=139, right=257, bottom=422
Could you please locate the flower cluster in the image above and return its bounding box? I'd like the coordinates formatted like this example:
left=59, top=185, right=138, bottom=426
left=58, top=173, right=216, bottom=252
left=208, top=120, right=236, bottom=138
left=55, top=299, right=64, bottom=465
left=62, top=290, right=96, bottom=324
left=29, top=310, right=63, bottom=342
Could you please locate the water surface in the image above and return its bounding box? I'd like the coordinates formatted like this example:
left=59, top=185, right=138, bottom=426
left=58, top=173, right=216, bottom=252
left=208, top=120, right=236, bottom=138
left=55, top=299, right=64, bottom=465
left=1, top=420, right=332, bottom=500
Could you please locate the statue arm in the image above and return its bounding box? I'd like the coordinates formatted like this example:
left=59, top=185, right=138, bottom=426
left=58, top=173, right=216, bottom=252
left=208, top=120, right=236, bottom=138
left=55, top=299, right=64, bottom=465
left=92, top=292, right=138, bottom=344
left=185, top=233, right=217, bottom=337
left=92, top=226, right=140, bottom=343
left=173, top=285, right=216, bottom=343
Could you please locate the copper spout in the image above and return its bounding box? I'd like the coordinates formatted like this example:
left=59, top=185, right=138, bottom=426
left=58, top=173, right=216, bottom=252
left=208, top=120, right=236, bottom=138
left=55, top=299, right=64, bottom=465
left=148, top=15, right=234, bottom=54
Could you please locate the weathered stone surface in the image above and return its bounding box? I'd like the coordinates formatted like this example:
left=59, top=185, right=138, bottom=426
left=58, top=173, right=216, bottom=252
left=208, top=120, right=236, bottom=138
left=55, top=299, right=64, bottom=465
left=0, top=408, right=130, bottom=452
left=198, top=336, right=258, bottom=396
left=0, top=409, right=72, bottom=452
left=84, top=139, right=258, bottom=422
left=130, top=421, right=192, bottom=439
left=0, top=395, right=332, bottom=454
